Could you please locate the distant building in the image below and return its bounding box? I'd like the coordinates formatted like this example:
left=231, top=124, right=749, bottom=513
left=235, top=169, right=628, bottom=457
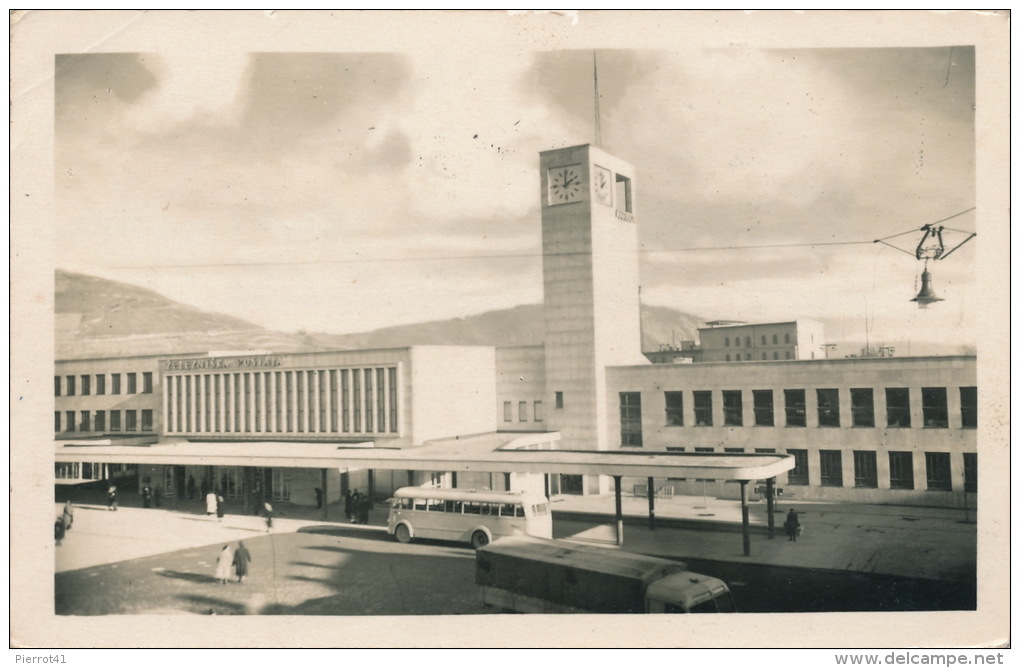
left=698, top=319, right=826, bottom=362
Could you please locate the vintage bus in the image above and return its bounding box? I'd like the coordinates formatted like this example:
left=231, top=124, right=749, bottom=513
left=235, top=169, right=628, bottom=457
left=386, top=487, right=553, bottom=548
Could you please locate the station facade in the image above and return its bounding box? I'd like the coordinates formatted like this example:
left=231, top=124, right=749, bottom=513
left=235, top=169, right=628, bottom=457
left=54, top=143, right=978, bottom=509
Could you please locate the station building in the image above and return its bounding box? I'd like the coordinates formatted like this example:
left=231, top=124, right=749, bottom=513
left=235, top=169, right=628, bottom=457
left=54, top=143, right=978, bottom=510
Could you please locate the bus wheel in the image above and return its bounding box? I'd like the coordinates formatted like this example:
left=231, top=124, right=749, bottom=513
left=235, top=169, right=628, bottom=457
left=395, top=524, right=412, bottom=544
left=471, top=530, right=490, bottom=549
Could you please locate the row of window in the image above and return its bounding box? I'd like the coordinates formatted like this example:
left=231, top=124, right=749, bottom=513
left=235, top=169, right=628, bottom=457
left=725, top=333, right=792, bottom=347
left=391, top=497, right=528, bottom=517
left=165, top=367, right=399, bottom=435
left=55, top=409, right=154, bottom=433
left=622, top=386, right=976, bottom=444
left=503, top=400, right=544, bottom=423
left=55, top=372, right=153, bottom=397
left=727, top=352, right=796, bottom=361
left=669, top=447, right=976, bottom=493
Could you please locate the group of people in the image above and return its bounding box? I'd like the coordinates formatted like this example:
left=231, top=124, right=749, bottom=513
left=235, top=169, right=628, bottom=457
left=214, top=541, right=252, bottom=585
left=344, top=489, right=371, bottom=524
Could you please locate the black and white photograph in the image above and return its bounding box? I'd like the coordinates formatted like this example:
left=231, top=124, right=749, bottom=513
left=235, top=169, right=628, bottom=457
left=10, top=10, right=1010, bottom=652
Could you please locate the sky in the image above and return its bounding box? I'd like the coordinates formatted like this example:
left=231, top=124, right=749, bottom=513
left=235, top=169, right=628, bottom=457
left=53, top=16, right=980, bottom=348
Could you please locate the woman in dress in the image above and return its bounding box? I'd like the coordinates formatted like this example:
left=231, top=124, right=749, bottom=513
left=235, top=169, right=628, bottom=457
left=214, top=544, right=234, bottom=585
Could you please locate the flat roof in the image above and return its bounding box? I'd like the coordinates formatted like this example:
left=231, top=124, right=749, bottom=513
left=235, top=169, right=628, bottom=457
left=55, top=432, right=794, bottom=481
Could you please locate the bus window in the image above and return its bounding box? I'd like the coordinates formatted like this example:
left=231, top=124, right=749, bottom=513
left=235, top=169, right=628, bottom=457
left=463, top=502, right=482, bottom=515
left=413, top=499, right=428, bottom=511
left=531, top=503, right=549, bottom=516
left=444, top=500, right=462, bottom=513
left=481, top=503, right=496, bottom=516
left=428, top=499, right=445, bottom=512
left=501, top=503, right=517, bottom=517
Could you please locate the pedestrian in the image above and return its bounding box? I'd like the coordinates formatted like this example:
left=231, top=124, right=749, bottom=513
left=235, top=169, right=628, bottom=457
left=62, top=500, right=74, bottom=531
left=784, top=509, right=801, bottom=542
left=107, top=485, right=118, bottom=511
left=55, top=516, right=66, bottom=546
left=187, top=474, right=197, bottom=499
left=261, top=501, right=274, bottom=532
left=215, top=544, right=234, bottom=585
left=315, top=487, right=323, bottom=509
left=206, top=490, right=218, bottom=517
left=357, top=493, right=370, bottom=525
left=233, top=541, right=252, bottom=584
left=216, top=493, right=225, bottom=521
left=142, top=484, right=152, bottom=509
left=344, top=490, right=354, bottom=523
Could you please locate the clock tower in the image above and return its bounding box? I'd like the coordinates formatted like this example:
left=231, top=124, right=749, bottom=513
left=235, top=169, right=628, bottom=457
left=540, top=144, right=646, bottom=494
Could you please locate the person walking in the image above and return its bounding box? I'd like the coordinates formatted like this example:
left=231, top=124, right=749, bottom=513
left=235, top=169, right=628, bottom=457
left=206, top=491, right=218, bottom=517
left=216, top=493, right=226, bottom=522
left=61, top=500, right=74, bottom=532
left=107, top=485, right=118, bottom=511
left=261, top=501, right=274, bottom=532
left=55, top=516, right=66, bottom=546
left=142, top=484, right=153, bottom=509
left=315, top=487, right=323, bottom=509
left=357, top=493, right=370, bottom=525
left=784, top=509, right=801, bottom=542
left=232, top=541, right=252, bottom=584
left=215, top=544, right=234, bottom=585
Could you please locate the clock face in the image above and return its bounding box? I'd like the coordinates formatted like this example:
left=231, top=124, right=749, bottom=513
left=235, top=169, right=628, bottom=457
left=548, top=165, right=583, bottom=205
left=593, top=165, right=612, bottom=206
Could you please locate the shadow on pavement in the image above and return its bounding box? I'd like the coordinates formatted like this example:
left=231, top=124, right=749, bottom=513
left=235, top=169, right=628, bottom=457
left=156, top=569, right=219, bottom=584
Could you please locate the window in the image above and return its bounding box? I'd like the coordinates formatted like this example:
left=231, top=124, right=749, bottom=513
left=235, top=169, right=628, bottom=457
left=736, top=354, right=741, bottom=362
left=851, top=388, right=875, bottom=427
left=725, top=354, right=730, bottom=361
left=143, top=372, right=153, bottom=393
left=555, top=391, right=564, bottom=409
left=921, top=387, right=948, bottom=428
left=755, top=448, right=776, bottom=453
left=65, top=411, right=75, bottom=432
left=744, top=336, right=751, bottom=347
left=819, top=450, right=843, bottom=486
left=724, top=337, right=730, bottom=347
left=533, top=401, right=543, bottom=422
left=79, top=410, right=90, bottom=432
left=127, top=372, right=137, bottom=394
left=960, top=387, right=977, bottom=428
left=784, top=389, right=806, bottom=427
left=81, top=375, right=90, bottom=396
left=664, top=391, right=683, bottom=426
left=96, top=374, right=105, bottom=395
left=785, top=351, right=791, bottom=360
left=785, top=333, right=791, bottom=344
left=615, top=173, right=633, bottom=213
left=110, top=410, right=121, bottom=432
left=66, top=375, right=75, bottom=396
left=753, top=390, right=774, bottom=426
left=773, top=352, right=778, bottom=360
left=925, top=452, right=952, bottom=491
left=54, top=376, right=61, bottom=397
left=787, top=449, right=808, bottom=485
left=54, top=411, right=61, bottom=432
left=142, top=409, right=153, bottom=431
left=816, top=389, right=840, bottom=427
left=761, top=335, right=767, bottom=345
left=503, top=402, right=512, bottom=422
left=885, top=388, right=911, bottom=427
left=94, top=410, right=106, bottom=432
left=888, top=451, right=914, bottom=489
left=620, top=392, right=642, bottom=447
left=963, top=453, right=977, bottom=493
left=772, top=334, right=778, bottom=345
left=722, top=390, right=742, bottom=426
left=111, top=373, right=121, bottom=395
left=125, top=410, right=137, bottom=432
left=693, top=391, right=712, bottom=426
left=853, top=451, right=878, bottom=488
left=724, top=447, right=745, bottom=453
left=519, top=401, right=528, bottom=422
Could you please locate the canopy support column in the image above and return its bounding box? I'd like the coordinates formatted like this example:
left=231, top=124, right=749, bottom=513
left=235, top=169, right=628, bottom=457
left=740, top=480, right=751, bottom=557
left=766, top=477, right=776, bottom=539
left=647, top=476, right=656, bottom=531
left=320, top=468, right=329, bottom=521
left=614, top=475, right=624, bottom=546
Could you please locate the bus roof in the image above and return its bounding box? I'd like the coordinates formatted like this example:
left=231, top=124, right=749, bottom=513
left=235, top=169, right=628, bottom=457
left=479, top=536, right=689, bottom=582
left=390, top=487, right=546, bottom=504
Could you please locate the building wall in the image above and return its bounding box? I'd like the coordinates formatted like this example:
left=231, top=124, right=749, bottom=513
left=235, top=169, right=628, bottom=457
left=699, top=320, right=826, bottom=362
left=495, top=345, right=546, bottom=431
left=606, top=356, right=977, bottom=507
left=408, top=345, right=497, bottom=445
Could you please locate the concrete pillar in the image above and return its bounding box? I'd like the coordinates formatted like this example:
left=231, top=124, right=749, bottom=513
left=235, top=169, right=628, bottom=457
left=766, top=477, right=776, bottom=539
left=614, top=475, right=624, bottom=546
left=740, top=480, right=751, bottom=557
left=647, top=476, right=656, bottom=531
left=321, top=468, right=329, bottom=521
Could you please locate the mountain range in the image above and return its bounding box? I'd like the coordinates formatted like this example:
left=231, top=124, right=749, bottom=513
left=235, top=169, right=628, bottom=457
left=55, top=270, right=968, bottom=360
